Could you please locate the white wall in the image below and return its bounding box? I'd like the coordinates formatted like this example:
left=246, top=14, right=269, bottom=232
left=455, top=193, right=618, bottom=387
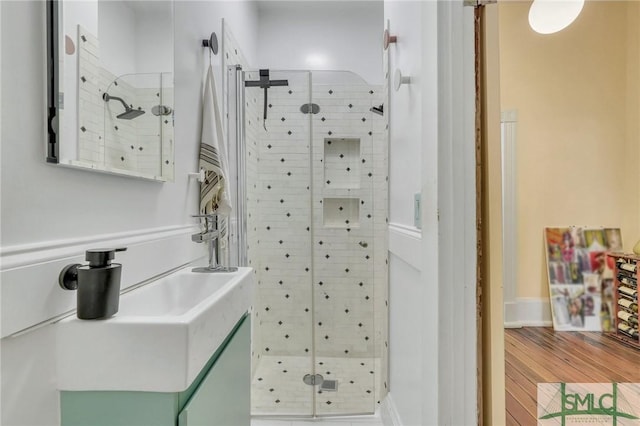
left=134, top=2, right=174, bottom=74
left=383, top=1, right=476, bottom=426
left=256, top=1, right=384, bottom=85
left=385, top=2, right=422, bottom=227
left=99, top=0, right=137, bottom=76
left=0, top=1, right=258, bottom=425
left=101, top=1, right=175, bottom=76
left=383, top=2, right=429, bottom=425
left=387, top=253, right=423, bottom=425
left=174, top=1, right=258, bottom=162
left=435, top=3, right=478, bottom=425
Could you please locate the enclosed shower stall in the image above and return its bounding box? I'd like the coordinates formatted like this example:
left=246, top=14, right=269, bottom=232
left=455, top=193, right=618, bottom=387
left=223, top=25, right=389, bottom=418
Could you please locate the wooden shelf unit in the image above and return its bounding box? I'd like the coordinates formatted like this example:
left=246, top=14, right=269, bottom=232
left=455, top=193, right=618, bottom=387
left=606, top=253, right=639, bottom=349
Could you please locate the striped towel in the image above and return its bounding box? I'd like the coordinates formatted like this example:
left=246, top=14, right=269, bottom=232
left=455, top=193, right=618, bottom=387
left=199, top=64, right=231, bottom=216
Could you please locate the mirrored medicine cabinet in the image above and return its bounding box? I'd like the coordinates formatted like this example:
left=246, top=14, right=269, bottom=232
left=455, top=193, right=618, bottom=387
left=46, top=0, right=175, bottom=182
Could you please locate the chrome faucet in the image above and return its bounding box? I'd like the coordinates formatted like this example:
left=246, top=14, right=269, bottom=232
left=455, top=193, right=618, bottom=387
left=191, top=214, right=237, bottom=273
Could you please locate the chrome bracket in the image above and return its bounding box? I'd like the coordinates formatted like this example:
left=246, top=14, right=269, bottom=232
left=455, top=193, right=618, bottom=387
left=302, top=374, right=324, bottom=386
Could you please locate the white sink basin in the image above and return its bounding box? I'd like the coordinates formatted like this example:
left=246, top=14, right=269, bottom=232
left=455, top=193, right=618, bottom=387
left=56, top=266, right=254, bottom=392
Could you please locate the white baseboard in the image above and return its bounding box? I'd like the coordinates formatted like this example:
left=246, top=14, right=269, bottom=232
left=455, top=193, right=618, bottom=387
left=381, top=393, right=403, bottom=426
left=1, top=225, right=202, bottom=338
left=504, top=297, right=552, bottom=328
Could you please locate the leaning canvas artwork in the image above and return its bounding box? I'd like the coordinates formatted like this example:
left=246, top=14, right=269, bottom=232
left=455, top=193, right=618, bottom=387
left=544, top=227, right=622, bottom=331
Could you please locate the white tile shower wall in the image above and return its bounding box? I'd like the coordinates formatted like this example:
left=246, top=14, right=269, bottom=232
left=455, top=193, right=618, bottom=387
left=250, top=82, right=388, bottom=408
left=222, top=22, right=389, bottom=412
left=311, top=85, right=388, bottom=408
left=246, top=93, right=262, bottom=377
left=77, top=26, right=106, bottom=164
left=252, top=80, right=315, bottom=359
left=77, top=26, right=173, bottom=178
left=161, top=82, right=175, bottom=181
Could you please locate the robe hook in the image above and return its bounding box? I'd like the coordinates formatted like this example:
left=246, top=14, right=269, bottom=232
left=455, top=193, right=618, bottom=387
left=202, top=32, right=218, bottom=55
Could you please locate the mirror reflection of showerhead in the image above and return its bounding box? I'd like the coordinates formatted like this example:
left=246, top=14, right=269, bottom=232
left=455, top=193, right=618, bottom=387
left=116, top=108, right=145, bottom=120
left=102, top=93, right=145, bottom=120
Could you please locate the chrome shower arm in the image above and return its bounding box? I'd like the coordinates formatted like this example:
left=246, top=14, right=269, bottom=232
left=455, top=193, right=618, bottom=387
left=102, top=93, right=130, bottom=111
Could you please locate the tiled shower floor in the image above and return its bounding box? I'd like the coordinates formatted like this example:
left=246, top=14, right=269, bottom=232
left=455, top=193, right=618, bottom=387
left=252, top=356, right=382, bottom=417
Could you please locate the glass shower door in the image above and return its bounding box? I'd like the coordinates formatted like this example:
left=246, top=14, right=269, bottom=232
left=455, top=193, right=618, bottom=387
left=242, top=70, right=316, bottom=417
left=311, top=72, right=379, bottom=416
left=235, top=69, right=386, bottom=418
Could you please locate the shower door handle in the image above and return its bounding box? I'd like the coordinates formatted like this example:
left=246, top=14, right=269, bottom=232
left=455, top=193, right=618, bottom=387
left=358, top=241, right=368, bottom=248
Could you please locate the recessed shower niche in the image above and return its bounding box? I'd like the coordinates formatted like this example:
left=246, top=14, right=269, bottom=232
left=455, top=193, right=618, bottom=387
left=324, top=138, right=361, bottom=189
left=323, top=198, right=360, bottom=228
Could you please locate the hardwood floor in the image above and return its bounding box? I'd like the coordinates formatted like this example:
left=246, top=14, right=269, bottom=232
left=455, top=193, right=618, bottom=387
left=504, top=327, right=640, bottom=425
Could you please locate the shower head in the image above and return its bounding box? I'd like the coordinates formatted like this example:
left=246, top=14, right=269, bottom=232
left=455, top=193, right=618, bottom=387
left=117, top=108, right=145, bottom=120
left=102, top=93, right=145, bottom=120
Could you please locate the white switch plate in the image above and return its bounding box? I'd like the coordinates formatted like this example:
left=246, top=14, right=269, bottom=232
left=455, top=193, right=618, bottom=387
left=414, top=193, right=421, bottom=229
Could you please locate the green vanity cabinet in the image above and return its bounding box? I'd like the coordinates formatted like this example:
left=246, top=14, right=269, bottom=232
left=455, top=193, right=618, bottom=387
left=61, top=315, right=250, bottom=426
left=178, top=313, right=250, bottom=426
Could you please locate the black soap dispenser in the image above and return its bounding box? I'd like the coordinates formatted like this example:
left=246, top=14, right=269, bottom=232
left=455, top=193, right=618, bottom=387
left=59, top=248, right=127, bottom=320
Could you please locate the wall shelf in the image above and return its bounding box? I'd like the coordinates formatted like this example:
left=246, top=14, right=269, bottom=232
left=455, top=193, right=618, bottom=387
left=324, top=138, right=361, bottom=189
left=322, top=197, right=360, bottom=228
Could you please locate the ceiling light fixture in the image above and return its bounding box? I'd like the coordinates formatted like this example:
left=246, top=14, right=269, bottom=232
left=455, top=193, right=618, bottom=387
left=528, top=0, right=585, bottom=35
left=305, top=54, right=328, bottom=68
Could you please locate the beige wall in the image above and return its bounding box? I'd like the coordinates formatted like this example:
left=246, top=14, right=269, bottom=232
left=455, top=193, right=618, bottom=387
left=628, top=1, right=640, bottom=234
left=499, top=0, right=640, bottom=299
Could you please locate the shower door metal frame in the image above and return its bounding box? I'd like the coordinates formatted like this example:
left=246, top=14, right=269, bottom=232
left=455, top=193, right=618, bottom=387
left=229, top=65, right=248, bottom=267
